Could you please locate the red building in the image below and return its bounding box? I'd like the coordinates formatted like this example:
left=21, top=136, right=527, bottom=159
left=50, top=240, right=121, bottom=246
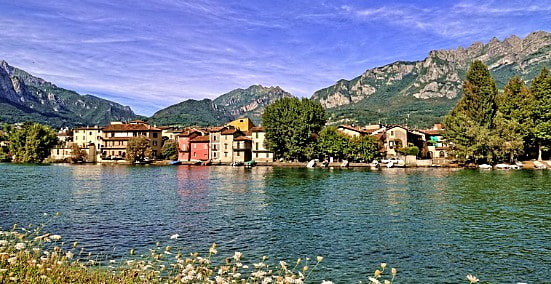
left=190, top=135, right=210, bottom=161
left=177, top=130, right=200, bottom=161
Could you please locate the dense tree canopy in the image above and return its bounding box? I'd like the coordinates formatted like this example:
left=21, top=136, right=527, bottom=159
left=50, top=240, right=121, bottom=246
left=444, top=62, right=551, bottom=163
left=5, top=122, right=58, bottom=163
left=530, top=67, right=551, bottom=160
left=126, top=136, right=152, bottom=162
left=161, top=140, right=178, bottom=161
left=262, top=97, right=326, bottom=161
left=317, top=126, right=380, bottom=161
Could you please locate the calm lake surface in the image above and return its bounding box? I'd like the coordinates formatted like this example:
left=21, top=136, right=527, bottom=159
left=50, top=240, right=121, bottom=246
left=0, top=163, right=549, bottom=283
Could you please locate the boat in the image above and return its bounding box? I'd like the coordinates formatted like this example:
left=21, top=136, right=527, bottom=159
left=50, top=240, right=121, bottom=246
left=369, top=160, right=380, bottom=168
left=321, top=160, right=329, bottom=167
left=478, top=164, right=492, bottom=170
left=340, top=160, right=349, bottom=167
left=533, top=161, right=547, bottom=169
left=307, top=159, right=316, bottom=168
left=168, top=160, right=181, bottom=165
left=244, top=160, right=256, bottom=168
left=386, top=161, right=394, bottom=168
left=230, top=161, right=244, bottom=167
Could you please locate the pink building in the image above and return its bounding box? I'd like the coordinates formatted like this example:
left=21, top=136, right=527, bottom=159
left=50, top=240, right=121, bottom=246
left=177, top=130, right=200, bottom=161
left=190, top=135, right=210, bottom=161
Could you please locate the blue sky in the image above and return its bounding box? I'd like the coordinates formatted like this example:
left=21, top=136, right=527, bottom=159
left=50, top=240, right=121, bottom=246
left=1, top=0, right=550, bottom=116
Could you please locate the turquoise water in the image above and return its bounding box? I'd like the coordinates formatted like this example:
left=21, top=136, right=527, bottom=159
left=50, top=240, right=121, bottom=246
left=0, top=163, right=549, bottom=283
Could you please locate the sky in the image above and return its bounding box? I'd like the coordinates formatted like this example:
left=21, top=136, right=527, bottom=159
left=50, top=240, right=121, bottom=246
left=1, top=0, right=550, bottom=116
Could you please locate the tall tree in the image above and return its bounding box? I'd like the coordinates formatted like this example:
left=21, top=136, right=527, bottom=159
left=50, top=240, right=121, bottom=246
left=443, top=61, right=498, bottom=163
left=262, top=97, right=326, bottom=161
left=6, top=122, right=58, bottom=163
left=530, top=67, right=551, bottom=160
left=126, top=136, right=152, bottom=162
left=70, top=143, right=87, bottom=163
left=317, top=126, right=350, bottom=160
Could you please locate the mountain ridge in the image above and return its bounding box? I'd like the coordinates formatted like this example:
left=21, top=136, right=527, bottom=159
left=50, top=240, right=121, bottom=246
left=0, top=59, right=137, bottom=128
left=311, top=30, right=551, bottom=127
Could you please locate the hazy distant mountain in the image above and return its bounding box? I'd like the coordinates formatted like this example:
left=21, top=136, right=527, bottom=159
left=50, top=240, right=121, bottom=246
left=148, top=85, right=293, bottom=126
left=312, top=31, right=551, bottom=128
left=0, top=60, right=137, bottom=128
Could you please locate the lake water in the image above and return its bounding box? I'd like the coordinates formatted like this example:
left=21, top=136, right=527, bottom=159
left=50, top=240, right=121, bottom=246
left=0, top=163, right=549, bottom=283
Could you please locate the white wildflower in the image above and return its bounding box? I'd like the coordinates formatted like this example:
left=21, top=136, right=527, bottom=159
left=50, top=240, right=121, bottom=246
left=0, top=240, right=8, bottom=246
left=170, top=234, right=179, bottom=240
left=15, top=242, right=26, bottom=250
left=65, top=251, right=74, bottom=259
left=7, top=256, right=17, bottom=265
left=466, top=274, right=479, bottom=283
left=368, top=277, right=381, bottom=284
left=233, top=251, right=243, bottom=261
left=50, top=235, right=62, bottom=241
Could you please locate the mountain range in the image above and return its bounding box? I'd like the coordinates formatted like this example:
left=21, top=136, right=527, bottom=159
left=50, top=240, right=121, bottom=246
left=1, top=30, right=550, bottom=129
left=0, top=60, right=137, bottom=128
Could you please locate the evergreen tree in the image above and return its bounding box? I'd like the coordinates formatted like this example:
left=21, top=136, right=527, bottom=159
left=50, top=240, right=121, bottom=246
left=530, top=67, right=551, bottom=160
left=262, top=97, right=326, bottom=161
left=443, top=61, right=498, bottom=163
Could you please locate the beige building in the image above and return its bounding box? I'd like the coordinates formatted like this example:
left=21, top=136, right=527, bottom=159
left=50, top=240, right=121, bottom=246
left=384, top=126, right=408, bottom=156
left=250, top=127, right=274, bottom=162
left=101, top=120, right=162, bottom=160
left=220, top=128, right=244, bottom=164
left=208, top=126, right=226, bottom=163
left=233, top=136, right=252, bottom=163
left=73, top=127, right=103, bottom=149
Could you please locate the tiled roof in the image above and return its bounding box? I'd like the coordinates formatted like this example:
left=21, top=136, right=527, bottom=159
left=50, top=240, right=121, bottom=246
left=73, top=126, right=103, bottom=130
left=178, top=130, right=200, bottom=137
left=420, top=129, right=444, bottom=135
left=221, top=129, right=240, bottom=135
left=190, top=136, right=210, bottom=142
left=234, top=136, right=251, bottom=141
left=338, top=125, right=368, bottom=134
left=103, top=123, right=161, bottom=132
left=208, top=126, right=226, bottom=132
left=250, top=126, right=265, bottom=132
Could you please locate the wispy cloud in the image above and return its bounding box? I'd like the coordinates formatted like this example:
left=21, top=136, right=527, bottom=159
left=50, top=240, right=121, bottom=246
left=0, top=0, right=549, bottom=116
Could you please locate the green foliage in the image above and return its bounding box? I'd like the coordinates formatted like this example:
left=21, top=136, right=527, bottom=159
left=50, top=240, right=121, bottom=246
left=443, top=61, right=499, bottom=163
left=126, top=136, right=152, bottom=162
left=317, top=126, right=350, bottom=160
left=70, top=143, right=87, bottom=163
left=530, top=67, right=551, bottom=160
left=161, top=140, right=178, bottom=160
left=262, top=97, right=327, bottom=161
left=398, top=145, right=420, bottom=156
left=349, top=135, right=380, bottom=161
left=5, top=122, right=58, bottom=163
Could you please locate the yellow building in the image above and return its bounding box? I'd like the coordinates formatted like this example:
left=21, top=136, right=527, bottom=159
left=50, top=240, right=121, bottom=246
left=226, top=117, right=255, bottom=132
left=73, top=126, right=103, bottom=149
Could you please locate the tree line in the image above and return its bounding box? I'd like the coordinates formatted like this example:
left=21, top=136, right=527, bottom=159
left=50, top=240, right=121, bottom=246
left=443, top=60, right=551, bottom=164
left=262, top=97, right=380, bottom=162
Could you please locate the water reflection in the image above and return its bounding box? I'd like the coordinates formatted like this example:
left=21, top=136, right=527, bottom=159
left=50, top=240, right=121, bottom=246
left=0, top=164, right=549, bottom=283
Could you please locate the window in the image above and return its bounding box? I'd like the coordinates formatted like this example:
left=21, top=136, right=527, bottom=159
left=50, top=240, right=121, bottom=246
left=153, top=133, right=158, bottom=138
left=256, top=142, right=259, bottom=150
left=237, top=151, right=240, bottom=156
left=224, top=152, right=228, bottom=157
left=194, top=152, right=196, bottom=157
left=194, top=144, right=197, bottom=149
left=153, top=141, right=157, bottom=146
left=213, top=136, right=217, bottom=141
left=213, top=145, right=217, bottom=150
left=213, top=152, right=217, bottom=158
left=224, top=143, right=227, bottom=150
left=390, top=131, right=394, bottom=136
left=255, top=132, right=259, bottom=139
left=256, top=152, right=258, bottom=158
left=240, top=119, right=243, bottom=123
left=89, top=131, right=92, bottom=136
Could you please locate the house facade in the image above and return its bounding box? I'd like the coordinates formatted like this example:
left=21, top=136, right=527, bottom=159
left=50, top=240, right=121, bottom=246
left=101, top=120, right=162, bottom=160
left=220, top=128, right=244, bottom=164
left=250, top=127, right=274, bottom=162
left=226, top=117, right=255, bottom=132
left=190, top=135, right=210, bottom=161
left=73, top=127, right=103, bottom=149
left=233, top=136, right=252, bottom=163
left=177, top=130, right=200, bottom=161
left=208, top=126, right=226, bottom=163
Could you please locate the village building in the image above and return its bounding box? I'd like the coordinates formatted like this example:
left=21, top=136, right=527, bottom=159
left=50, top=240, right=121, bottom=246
left=208, top=126, right=227, bottom=163
left=177, top=129, right=201, bottom=161
left=220, top=128, right=244, bottom=164
left=233, top=136, right=252, bottom=163
left=250, top=127, right=274, bottom=162
left=337, top=125, right=370, bottom=137
left=101, top=120, right=162, bottom=160
left=190, top=135, right=210, bottom=161
left=73, top=126, right=103, bottom=149
left=226, top=117, right=255, bottom=132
